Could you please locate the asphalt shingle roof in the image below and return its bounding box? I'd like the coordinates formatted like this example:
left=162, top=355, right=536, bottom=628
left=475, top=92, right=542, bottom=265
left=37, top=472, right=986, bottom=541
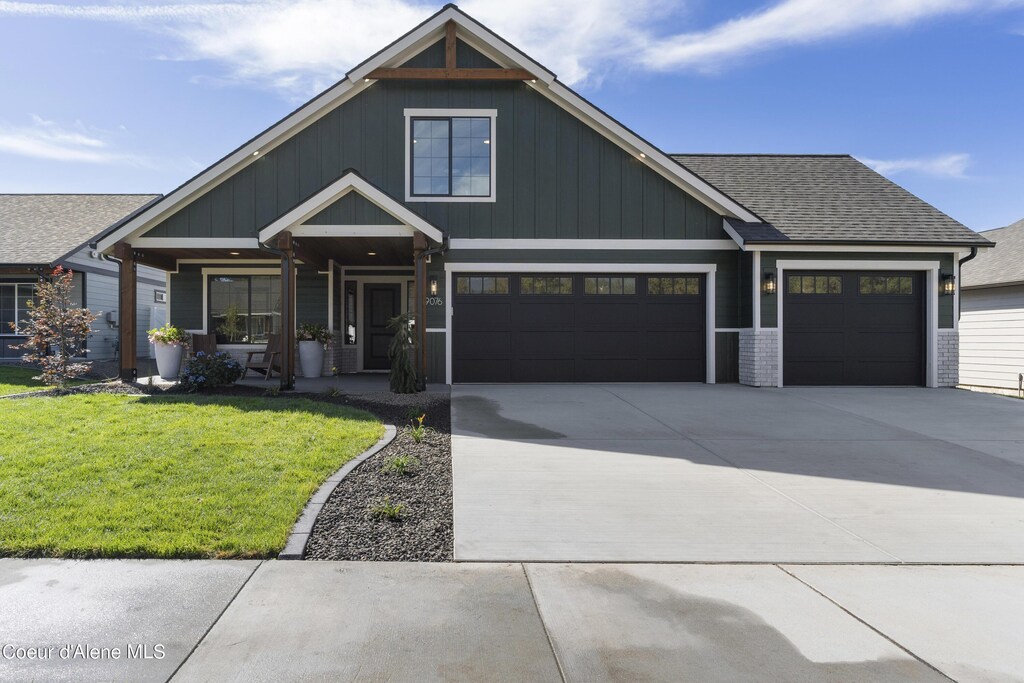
left=672, top=154, right=992, bottom=246
left=961, top=219, right=1024, bottom=288
left=0, top=194, right=159, bottom=266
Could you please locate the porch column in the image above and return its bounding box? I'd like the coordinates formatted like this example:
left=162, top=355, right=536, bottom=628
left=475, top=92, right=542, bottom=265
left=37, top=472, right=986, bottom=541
left=115, top=241, right=137, bottom=382
left=278, top=231, right=296, bottom=390
left=413, top=232, right=428, bottom=387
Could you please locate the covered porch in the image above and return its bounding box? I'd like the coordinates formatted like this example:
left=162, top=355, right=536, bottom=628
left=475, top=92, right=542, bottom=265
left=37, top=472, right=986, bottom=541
left=110, top=172, right=446, bottom=389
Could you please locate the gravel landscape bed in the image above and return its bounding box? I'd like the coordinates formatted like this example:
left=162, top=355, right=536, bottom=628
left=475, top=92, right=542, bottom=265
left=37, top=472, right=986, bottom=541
left=305, top=392, right=453, bottom=562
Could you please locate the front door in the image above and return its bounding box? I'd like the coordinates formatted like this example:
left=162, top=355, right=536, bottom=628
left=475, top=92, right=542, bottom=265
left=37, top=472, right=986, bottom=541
left=363, top=284, right=400, bottom=370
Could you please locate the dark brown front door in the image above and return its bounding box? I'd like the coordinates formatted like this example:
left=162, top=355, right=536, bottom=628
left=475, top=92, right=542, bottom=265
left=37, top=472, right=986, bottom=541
left=363, top=284, right=400, bottom=370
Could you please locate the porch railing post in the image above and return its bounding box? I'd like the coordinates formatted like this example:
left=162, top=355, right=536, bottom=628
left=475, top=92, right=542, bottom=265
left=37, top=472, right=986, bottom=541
left=278, top=232, right=296, bottom=390
left=115, top=241, right=137, bottom=382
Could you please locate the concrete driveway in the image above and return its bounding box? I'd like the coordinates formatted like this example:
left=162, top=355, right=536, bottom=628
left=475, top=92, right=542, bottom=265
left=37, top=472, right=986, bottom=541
left=452, top=384, right=1024, bottom=562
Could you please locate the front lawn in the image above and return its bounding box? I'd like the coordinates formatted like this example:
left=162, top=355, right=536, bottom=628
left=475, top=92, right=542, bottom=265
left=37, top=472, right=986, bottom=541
left=0, top=393, right=383, bottom=558
left=0, top=365, right=92, bottom=396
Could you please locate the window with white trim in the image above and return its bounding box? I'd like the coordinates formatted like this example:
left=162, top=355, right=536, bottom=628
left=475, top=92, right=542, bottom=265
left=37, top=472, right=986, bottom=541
left=406, top=110, right=496, bottom=201
left=0, top=283, right=37, bottom=336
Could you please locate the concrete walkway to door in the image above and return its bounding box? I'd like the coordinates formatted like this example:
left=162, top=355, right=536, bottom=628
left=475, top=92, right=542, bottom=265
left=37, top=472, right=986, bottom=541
left=451, top=384, right=1024, bottom=562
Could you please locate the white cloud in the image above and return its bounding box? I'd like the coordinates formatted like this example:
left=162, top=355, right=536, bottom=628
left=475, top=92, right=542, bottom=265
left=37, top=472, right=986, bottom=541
left=0, top=0, right=1021, bottom=93
left=641, top=0, right=1024, bottom=71
left=0, top=115, right=152, bottom=165
left=860, top=152, right=972, bottom=178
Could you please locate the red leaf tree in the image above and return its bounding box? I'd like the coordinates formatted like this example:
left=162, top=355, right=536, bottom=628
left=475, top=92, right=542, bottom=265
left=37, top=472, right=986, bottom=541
left=10, top=266, right=98, bottom=388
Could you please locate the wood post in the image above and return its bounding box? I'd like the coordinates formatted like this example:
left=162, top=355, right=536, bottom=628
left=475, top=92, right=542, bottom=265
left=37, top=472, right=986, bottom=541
left=413, top=232, right=428, bottom=388
left=278, top=232, right=296, bottom=390
left=115, top=242, right=137, bottom=382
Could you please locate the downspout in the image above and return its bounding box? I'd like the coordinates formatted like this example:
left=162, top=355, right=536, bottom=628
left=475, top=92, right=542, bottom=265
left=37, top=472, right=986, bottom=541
left=414, top=235, right=449, bottom=390
left=957, top=247, right=978, bottom=321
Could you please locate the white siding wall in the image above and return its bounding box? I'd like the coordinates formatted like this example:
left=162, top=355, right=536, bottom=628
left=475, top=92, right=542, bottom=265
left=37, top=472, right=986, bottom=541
left=64, top=249, right=166, bottom=360
left=959, top=285, right=1024, bottom=390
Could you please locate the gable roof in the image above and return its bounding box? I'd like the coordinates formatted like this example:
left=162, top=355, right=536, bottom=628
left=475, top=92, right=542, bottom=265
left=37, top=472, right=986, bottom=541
left=96, top=4, right=759, bottom=252
left=672, top=154, right=992, bottom=247
left=260, top=171, right=444, bottom=243
left=961, top=219, right=1024, bottom=289
left=0, top=194, right=160, bottom=266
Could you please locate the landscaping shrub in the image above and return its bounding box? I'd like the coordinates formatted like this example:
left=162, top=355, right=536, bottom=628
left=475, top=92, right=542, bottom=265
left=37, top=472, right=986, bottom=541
left=179, top=351, right=243, bottom=391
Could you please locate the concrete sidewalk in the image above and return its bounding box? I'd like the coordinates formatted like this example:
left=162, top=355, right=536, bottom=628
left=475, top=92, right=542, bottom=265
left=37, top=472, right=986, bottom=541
left=2, top=559, right=1022, bottom=682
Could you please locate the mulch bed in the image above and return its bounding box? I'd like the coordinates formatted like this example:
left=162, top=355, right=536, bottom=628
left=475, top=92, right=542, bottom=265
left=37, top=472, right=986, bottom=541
left=304, top=392, right=453, bottom=562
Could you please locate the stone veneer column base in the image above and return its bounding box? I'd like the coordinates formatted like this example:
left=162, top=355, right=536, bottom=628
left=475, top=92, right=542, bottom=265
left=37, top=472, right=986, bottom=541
left=739, top=328, right=779, bottom=387
left=937, top=329, right=959, bottom=387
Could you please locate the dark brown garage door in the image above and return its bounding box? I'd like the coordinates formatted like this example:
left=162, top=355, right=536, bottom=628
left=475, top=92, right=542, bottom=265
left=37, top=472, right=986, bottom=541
left=452, top=273, right=705, bottom=383
left=783, top=271, right=924, bottom=386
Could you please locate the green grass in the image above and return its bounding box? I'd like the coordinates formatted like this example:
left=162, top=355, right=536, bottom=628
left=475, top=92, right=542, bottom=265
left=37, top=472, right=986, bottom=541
left=0, top=393, right=383, bottom=558
left=0, top=365, right=93, bottom=396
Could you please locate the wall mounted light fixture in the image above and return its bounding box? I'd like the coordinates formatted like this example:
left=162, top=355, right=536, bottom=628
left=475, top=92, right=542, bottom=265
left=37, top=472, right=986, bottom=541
left=763, top=271, right=777, bottom=296
left=942, top=273, right=956, bottom=296
left=429, top=275, right=438, bottom=296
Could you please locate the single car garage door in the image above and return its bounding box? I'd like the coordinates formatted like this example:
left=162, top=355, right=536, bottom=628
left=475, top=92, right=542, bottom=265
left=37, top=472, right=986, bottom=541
left=783, top=271, right=925, bottom=386
left=452, top=273, right=705, bottom=383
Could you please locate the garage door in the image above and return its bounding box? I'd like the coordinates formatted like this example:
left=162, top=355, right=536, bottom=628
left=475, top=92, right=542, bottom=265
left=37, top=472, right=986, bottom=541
left=452, top=273, right=705, bottom=383
left=783, top=271, right=924, bottom=386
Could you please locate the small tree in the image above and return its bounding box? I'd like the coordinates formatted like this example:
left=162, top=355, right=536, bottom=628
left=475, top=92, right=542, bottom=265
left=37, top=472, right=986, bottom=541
left=387, top=312, right=419, bottom=394
left=11, top=266, right=97, bottom=388
left=217, top=303, right=245, bottom=342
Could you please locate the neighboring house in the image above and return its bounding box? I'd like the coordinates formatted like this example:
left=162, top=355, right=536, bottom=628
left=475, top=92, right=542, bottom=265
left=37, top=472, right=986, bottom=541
left=92, top=5, right=991, bottom=387
left=960, top=219, right=1024, bottom=392
left=0, top=194, right=165, bottom=361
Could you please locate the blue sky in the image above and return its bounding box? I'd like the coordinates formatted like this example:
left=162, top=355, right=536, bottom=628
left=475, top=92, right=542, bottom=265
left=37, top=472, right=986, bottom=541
left=0, top=0, right=1022, bottom=231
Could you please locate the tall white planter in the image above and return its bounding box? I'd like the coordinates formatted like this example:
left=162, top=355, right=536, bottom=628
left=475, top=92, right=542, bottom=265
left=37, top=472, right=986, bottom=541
left=154, top=342, right=185, bottom=381
left=298, top=341, right=324, bottom=378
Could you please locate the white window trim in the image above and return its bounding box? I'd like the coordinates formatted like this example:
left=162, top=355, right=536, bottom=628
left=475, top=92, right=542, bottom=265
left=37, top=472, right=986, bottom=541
left=404, top=108, right=498, bottom=203
left=442, top=262, right=717, bottom=385
left=774, top=259, right=940, bottom=389
left=200, top=267, right=283, bottom=339
left=0, top=282, right=37, bottom=337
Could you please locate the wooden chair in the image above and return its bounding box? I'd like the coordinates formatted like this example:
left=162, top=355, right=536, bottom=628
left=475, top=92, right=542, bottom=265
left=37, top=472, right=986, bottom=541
left=243, top=333, right=282, bottom=381
left=190, top=333, right=217, bottom=357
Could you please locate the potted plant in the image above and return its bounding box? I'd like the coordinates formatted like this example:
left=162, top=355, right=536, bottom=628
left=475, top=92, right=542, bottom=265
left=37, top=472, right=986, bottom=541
left=296, top=323, right=332, bottom=378
left=148, top=324, right=191, bottom=380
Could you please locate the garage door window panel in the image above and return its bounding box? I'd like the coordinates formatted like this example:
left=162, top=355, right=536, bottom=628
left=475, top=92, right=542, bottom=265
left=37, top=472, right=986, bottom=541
left=649, top=276, right=700, bottom=295
left=521, top=276, right=572, bottom=295
left=456, top=276, right=509, bottom=295
left=584, top=277, right=636, bottom=295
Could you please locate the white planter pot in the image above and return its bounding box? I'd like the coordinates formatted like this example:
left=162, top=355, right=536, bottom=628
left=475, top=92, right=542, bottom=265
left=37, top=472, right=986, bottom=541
left=154, top=343, right=185, bottom=381
left=298, top=341, right=325, bottom=378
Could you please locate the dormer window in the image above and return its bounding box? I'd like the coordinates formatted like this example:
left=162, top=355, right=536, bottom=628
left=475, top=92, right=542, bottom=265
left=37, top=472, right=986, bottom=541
left=405, top=109, right=497, bottom=202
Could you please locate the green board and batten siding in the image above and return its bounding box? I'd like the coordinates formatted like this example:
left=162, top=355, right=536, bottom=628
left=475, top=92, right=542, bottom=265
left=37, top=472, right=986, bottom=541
left=306, top=192, right=401, bottom=226
left=139, top=40, right=725, bottom=243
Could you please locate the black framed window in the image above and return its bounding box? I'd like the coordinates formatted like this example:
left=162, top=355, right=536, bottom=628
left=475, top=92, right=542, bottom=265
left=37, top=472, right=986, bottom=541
left=411, top=117, right=491, bottom=197
left=0, top=283, right=37, bottom=335
left=584, top=277, right=636, bottom=295
left=648, top=276, right=700, bottom=295
left=209, top=275, right=281, bottom=343
left=787, top=275, right=842, bottom=295
left=859, top=275, right=913, bottom=295
left=521, top=276, right=573, bottom=295
left=456, top=276, right=509, bottom=294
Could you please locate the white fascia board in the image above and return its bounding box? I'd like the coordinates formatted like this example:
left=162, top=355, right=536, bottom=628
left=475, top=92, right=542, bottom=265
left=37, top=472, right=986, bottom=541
left=775, top=259, right=940, bottom=271
left=448, top=239, right=737, bottom=250
left=133, top=238, right=260, bottom=249
left=721, top=219, right=746, bottom=248
left=291, top=225, right=415, bottom=238
left=537, top=81, right=760, bottom=223
left=259, top=173, right=444, bottom=243
left=753, top=244, right=970, bottom=253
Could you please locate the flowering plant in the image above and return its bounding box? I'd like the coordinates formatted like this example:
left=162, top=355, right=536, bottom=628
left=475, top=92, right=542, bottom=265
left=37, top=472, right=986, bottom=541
left=297, top=323, right=332, bottom=345
left=148, top=324, right=191, bottom=347
left=179, top=351, right=243, bottom=392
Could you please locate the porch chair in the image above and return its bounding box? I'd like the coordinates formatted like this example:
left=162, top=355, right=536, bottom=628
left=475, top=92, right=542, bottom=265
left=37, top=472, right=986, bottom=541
left=243, top=333, right=283, bottom=381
